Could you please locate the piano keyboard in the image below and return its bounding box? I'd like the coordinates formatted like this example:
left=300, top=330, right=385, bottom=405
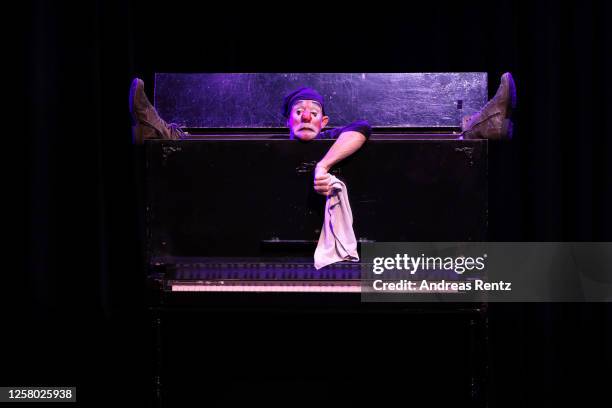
left=157, top=258, right=474, bottom=293
left=158, top=258, right=363, bottom=293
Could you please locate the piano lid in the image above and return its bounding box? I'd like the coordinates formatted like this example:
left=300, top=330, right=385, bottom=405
left=153, top=73, right=488, bottom=130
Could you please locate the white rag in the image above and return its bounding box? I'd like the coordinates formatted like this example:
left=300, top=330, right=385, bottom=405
left=314, top=175, right=360, bottom=270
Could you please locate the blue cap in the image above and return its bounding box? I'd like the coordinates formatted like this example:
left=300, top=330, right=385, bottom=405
left=281, top=87, right=325, bottom=118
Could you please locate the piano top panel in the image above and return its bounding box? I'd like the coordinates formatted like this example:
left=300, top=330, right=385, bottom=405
left=154, top=73, right=487, bottom=129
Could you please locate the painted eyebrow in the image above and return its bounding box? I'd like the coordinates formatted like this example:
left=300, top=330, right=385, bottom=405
left=293, top=101, right=322, bottom=111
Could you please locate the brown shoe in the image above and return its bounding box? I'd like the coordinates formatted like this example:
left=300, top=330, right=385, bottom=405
left=462, top=72, right=517, bottom=140
left=129, top=78, right=188, bottom=144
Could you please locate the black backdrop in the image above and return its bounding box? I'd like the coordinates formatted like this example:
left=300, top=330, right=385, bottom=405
left=13, top=0, right=612, bottom=406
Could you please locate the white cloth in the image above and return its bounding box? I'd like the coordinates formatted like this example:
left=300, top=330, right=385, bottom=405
left=314, top=175, right=360, bottom=270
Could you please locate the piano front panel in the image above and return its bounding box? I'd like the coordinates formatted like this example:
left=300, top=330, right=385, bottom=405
left=145, top=140, right=487, bottom=261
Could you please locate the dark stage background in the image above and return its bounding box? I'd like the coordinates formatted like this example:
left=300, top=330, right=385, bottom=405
left=13, top=0, right=612, bottom=406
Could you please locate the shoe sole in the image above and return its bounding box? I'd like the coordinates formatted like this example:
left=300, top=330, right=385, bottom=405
left=503, top=72, right=517, bottom=115
left=129, top=78, right=142, bottom=121
left=499, top=72, right=516, bottom=140
left=129, top=78, right=144, bottom=144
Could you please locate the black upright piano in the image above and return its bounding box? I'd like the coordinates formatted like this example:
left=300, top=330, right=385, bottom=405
left=145, top=73, right=489, bottom=407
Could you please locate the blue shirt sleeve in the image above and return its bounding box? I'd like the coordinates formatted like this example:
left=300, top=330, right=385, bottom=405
left=317, top=120, right=372, bottom=139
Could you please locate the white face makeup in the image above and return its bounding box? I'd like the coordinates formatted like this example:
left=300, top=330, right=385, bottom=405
left=287, top=100, right=329, bottom=141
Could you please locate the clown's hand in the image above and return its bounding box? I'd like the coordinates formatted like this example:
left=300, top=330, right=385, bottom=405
left=314, top=164, right=333, bottom=196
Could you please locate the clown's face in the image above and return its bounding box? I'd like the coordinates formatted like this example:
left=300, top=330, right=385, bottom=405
left=287, top=100, right=329, bottom=141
